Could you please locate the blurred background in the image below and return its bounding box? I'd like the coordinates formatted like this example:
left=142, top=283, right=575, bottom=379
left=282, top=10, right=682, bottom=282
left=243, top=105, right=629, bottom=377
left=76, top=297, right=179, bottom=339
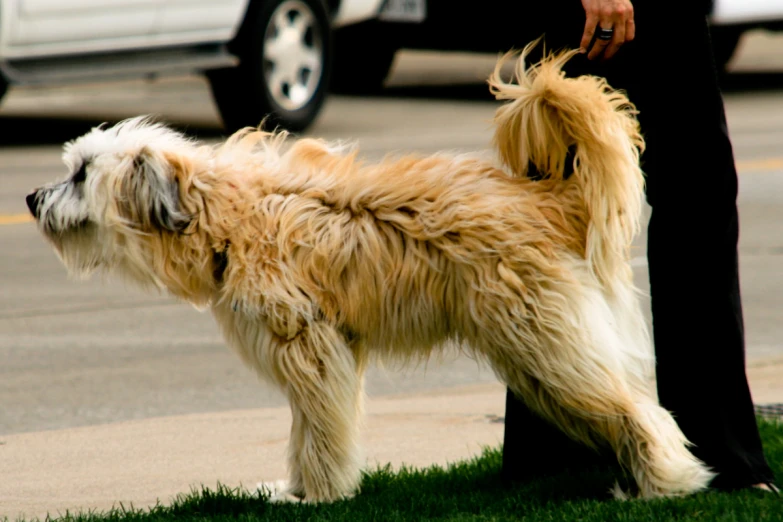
left=1, top=0, right=782, bottom=438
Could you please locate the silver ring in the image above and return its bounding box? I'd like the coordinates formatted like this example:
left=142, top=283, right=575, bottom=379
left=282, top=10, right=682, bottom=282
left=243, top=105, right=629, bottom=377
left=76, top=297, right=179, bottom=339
left=597, top=27, right=614, bottom=41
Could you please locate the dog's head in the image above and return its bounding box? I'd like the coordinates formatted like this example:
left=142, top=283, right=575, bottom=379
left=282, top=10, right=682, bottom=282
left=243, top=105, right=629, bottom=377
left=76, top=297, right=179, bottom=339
left=26, top=116, right=200, bottom=284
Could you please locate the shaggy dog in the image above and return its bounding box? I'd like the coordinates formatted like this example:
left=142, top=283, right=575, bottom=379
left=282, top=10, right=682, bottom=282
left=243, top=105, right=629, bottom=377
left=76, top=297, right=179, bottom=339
left=26, top=42, right=714, bottom=502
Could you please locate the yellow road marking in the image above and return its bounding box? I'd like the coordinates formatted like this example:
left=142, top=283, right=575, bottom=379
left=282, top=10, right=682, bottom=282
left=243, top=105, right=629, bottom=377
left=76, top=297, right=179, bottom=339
left=736, top=157, right=783, bottom=173
left=0, top=158, right=779, bottom=226
left=0, top=213, right=34, bottom=225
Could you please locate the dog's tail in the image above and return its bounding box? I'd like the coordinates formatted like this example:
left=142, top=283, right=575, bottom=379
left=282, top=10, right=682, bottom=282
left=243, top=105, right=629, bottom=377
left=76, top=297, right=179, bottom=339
left=488, top=39, right=646, bottom=286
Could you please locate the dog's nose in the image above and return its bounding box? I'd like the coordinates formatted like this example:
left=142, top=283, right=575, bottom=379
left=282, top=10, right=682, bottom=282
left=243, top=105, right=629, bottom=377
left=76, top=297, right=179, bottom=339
left=26, top=191, right=39, bottom=217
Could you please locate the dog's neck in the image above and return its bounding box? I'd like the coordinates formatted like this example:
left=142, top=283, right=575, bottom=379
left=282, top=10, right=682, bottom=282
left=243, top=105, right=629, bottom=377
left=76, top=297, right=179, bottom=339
left=212, top=242, right=230, bottom=285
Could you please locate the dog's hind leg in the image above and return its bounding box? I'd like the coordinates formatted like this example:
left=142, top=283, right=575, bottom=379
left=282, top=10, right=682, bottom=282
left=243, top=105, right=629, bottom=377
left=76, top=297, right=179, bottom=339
left=502, top=374, right=715, bottom=499
left=272, top=321, right=365, bottom=503
left=474, top=274, right=714, bottom=499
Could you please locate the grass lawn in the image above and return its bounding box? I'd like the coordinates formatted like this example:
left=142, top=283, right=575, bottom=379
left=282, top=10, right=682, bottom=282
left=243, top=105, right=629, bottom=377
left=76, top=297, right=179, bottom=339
left=16, top=418, right=783, bottom=522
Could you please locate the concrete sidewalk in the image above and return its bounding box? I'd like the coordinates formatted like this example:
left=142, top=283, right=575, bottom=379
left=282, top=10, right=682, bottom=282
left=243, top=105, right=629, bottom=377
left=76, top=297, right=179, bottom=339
left=0, top=383, right=507, bottom=521
left=2, top=360, right=782, bottom=522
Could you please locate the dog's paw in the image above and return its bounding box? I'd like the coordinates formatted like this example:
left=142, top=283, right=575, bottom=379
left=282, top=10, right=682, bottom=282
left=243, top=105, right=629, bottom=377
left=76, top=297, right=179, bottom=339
left=256, top=480, right=301, bottom=503
left=269, top=491, right=303, bottom=503
left=610, top=481, right=632, bottom=500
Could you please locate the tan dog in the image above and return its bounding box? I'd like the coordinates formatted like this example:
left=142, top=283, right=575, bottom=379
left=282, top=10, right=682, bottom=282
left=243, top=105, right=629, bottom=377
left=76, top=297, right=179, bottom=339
left=26, top=42, right=714, bottom=502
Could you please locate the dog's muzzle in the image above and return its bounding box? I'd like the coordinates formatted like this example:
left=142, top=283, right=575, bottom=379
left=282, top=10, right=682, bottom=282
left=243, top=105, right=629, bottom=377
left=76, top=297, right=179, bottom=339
left=26, top=190, right=40, bottom=219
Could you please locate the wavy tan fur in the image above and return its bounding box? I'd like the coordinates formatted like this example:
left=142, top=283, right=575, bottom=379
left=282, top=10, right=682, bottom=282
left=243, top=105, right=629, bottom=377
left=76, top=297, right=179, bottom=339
left=28, top=42, right=714, bottom=503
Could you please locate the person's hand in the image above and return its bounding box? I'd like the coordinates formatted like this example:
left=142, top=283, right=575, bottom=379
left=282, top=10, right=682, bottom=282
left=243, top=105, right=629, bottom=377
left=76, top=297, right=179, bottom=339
left=579, top=0, right=635, bottom=61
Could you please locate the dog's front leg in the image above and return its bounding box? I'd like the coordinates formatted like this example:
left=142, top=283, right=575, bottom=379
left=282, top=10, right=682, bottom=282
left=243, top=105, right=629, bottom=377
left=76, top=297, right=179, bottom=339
left=274, top=321, right=365, bottom=503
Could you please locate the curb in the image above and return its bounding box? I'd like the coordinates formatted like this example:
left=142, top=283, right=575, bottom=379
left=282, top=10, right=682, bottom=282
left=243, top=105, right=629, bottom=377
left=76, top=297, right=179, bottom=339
left=756, top=403, right=783, bottom=419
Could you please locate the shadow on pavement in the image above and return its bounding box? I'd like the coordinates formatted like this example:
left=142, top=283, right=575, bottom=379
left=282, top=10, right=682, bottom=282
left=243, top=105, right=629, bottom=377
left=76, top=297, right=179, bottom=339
left=0, top=117, right=101, bottom=147
left=0, top=116, right=229, bottom=147
left=377, top=70, right=783, bottom=99
left=2, top=71, right=783, bottom=147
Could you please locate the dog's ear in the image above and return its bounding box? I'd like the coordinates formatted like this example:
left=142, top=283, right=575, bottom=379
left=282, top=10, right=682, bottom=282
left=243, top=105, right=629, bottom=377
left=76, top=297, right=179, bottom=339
left=124, top=147, right=192, bottom=233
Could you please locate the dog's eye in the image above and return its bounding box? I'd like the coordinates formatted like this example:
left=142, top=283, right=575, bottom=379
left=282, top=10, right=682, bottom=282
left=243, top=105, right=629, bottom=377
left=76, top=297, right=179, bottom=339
left=72, top=164, right=87, bottom=184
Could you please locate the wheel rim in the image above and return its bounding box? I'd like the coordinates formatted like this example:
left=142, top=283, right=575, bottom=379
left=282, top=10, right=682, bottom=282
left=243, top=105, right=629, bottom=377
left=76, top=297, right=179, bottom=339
left=262, top=0, right=323, bottom=112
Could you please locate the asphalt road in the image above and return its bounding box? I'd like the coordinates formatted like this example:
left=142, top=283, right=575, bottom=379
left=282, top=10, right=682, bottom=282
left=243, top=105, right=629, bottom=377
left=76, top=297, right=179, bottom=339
left=1, top=36, right=782, bottom=436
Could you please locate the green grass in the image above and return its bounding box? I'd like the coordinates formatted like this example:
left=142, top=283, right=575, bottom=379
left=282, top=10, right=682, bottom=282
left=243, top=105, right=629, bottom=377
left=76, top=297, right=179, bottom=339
left=17, top=418, right=783, bottom=522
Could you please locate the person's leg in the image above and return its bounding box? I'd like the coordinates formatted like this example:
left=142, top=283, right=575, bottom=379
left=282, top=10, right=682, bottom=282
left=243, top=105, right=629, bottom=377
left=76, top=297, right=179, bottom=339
left=501, top=387, right=611, bottom=482
left=633, top=12, right=777, bottom=491
left=501, top=1, right=776, bottom=489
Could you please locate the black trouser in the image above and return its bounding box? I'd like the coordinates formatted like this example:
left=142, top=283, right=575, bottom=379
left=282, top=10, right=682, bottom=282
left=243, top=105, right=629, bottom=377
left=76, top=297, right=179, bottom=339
left=500, top=1, right=776, bottom=489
